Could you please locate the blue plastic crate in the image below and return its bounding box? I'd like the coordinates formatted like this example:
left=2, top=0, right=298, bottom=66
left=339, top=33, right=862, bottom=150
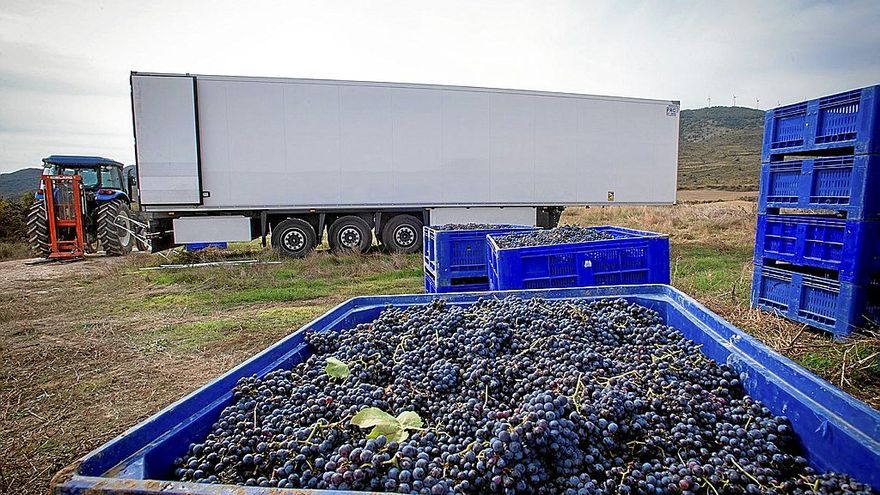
left=758, top=154, right=880, bottom=220
left=487, top=226, right=670, bottom=290
left=762, top=85, right=880, bottom=160
left=754, top=214, right=880, bottom=283
left=50, top=285, right=880, bottom=494
left=184, top=242, right=228, bottom=251
left=423, top=271, right=489, bottom=294
left=423, top=224, right=537, bottom=286
left=751, top=264, right=880, bottom=336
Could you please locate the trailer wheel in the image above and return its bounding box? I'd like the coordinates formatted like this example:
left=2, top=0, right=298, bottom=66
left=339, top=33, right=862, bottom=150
left=97, top=200, right=134, bottom=256
left=27, top=200, right=50, bottom=258
left=381, top=215, right=423, bottom=254
left=328, top=216, right=373, bottom=253
left=272, top=218, right=317, bottom=258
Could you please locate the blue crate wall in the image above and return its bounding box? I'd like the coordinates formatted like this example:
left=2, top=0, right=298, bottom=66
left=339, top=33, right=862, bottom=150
left=758, top=154, right=880, bottom=220
left=423, top=271, right=489, bottom=294
left=423, top=225, right=537, bottom=287
left=487, top=226, right=670, bottom=290
left=751, top=264, right=880, bottom=337
left=762, top=85, right=880, bottom=161
left=754, top=214, right=880, bottom=283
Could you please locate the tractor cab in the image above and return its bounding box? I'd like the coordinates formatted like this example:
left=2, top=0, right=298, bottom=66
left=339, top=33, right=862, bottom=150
left=37, top=155, right=130, bottom=204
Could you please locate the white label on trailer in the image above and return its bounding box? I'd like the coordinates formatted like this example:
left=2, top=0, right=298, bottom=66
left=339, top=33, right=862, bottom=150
left=132, top=75, right=201, bottom=205
left=172, top=216, right=252, bottom=243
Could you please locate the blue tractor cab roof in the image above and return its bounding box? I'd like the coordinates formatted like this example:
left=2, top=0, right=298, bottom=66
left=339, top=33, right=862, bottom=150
left=43, top=155, right=124, bottom=168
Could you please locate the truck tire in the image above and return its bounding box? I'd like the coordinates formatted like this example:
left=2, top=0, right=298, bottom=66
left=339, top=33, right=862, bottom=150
left=272, top=218, right=317, bottom=258
left=97, top=200, right=134, bottom=256
left=381, top=215, right=423, bottom=254
left=328, top=216, right=373, bottom=253
left=27, top=200, right=50, bottom=258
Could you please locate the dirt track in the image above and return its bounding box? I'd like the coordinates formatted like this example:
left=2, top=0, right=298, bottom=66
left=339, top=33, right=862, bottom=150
left=0, top=254, right=294, bottom=494
left=0, top=255, right=128, bottom=291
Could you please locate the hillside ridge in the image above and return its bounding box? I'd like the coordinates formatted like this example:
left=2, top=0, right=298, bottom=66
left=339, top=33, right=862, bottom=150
left=678, top=106, right=764, bottom=191
left=0, top=168, right=41, bottom=199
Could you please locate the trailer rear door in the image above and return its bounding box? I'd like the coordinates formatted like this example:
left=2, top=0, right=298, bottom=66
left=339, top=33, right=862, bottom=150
left=131, top=74, right=201, bottom=205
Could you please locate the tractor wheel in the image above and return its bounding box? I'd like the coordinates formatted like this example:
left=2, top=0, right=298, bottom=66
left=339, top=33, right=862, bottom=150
left=97, top=200, right=134, bottom=256
left=26, top=200, right=50, bottom=258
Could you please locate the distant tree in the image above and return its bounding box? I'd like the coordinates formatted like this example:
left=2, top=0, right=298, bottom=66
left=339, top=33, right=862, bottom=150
left=0, top=193, right=33, bottom=241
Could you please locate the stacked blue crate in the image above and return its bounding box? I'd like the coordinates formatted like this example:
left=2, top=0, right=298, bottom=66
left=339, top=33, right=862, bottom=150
left=423, top=224, right=537, bottom=293
left=487, top=226, right=670, bottom=290
left=753, top=85, right=880, bottom=337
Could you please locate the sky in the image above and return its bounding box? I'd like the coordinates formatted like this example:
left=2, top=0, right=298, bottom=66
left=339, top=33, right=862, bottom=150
left=1, top=0, right=879, bottom=174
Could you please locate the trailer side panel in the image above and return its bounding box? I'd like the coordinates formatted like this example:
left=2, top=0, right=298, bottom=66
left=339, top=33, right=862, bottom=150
left=133, top=73, right=680, bottom=210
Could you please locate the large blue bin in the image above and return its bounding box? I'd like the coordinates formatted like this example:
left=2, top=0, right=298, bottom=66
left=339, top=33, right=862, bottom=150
left=487, top=226, right=670, bottom=290
left=754, top=214, right=880, bottom=283
left=758, top=154, right=880, bottom=220
left=50, top=285, right=880, bottom=494
left=762, top=85, right=880, bottom=160
left=422, top=224, right=537, bottom=289
left=423, top=271, right=489, bottom=294
left=751, top=264, right=880, bottom=336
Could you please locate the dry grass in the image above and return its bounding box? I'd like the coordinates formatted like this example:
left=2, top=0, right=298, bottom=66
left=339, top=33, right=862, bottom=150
left=563, top=200, right=757, bottom=247
left=0, top=241, right=31, bottom=261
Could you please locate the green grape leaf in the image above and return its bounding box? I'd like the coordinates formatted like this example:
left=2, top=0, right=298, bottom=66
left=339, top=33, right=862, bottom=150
left=350, top=407, right=397, bottom=428
left=367, top=422, right=402, bottom=440
left=387, top=429, right=409, bottom=443
left=325, top=357, right=350, bottom=379
left=396, top=411, right=423, bottom=429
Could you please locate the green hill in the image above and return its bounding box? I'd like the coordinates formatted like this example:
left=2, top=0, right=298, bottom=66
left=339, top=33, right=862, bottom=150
left=678, top=106, right=764, bottom=191
left=0, top=168, right=41, bottom=199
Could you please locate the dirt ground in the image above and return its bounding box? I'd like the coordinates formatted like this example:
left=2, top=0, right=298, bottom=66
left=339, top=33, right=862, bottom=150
left=0, top=255, right=340, bottom=494
left=1, top=199, right=877, bottom=495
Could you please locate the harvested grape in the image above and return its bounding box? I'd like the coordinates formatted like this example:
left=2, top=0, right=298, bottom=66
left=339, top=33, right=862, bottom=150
left=174, top=296, right=874, bottom=494
left=494, top=226, right=615, bottom=248
left=432, top=223, right=520, bottom=231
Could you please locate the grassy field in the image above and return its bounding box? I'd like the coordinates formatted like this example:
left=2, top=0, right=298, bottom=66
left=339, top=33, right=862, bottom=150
left=0, top=241, right=30, bottom=261
left=1, top=200, right=878, bottom=495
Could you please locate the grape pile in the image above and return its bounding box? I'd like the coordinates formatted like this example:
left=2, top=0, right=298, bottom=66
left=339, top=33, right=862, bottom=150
left=173, top=297, right=874, bottom=494
left=494, top=226, right=615, bottom=248
left=432, top=224, right=520, bottom=231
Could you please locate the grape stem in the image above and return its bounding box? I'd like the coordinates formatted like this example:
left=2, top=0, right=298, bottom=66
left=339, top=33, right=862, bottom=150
left=730, top=456, right=765, bottom=490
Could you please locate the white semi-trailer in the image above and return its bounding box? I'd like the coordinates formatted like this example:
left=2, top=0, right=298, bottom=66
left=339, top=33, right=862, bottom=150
left=130, top=72, right=680, bottom=257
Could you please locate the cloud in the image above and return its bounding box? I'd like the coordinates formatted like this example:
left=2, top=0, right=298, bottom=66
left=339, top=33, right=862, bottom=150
left=1, top=0, right=879, bottom=173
